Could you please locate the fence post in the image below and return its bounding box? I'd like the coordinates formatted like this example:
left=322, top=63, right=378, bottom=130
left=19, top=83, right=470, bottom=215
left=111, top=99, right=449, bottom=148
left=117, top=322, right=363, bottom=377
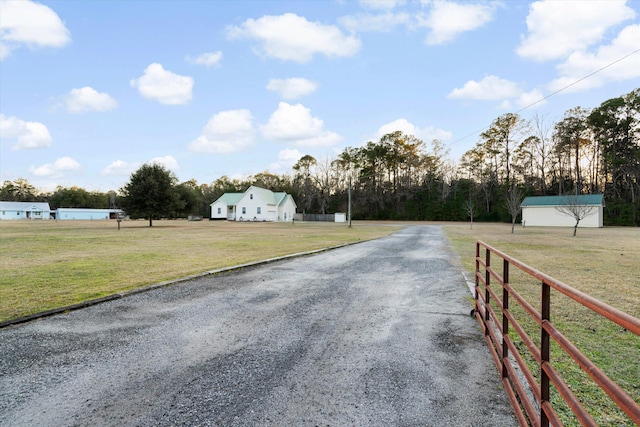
left=475, top=243, right=480, bottom=306
left=502, top=259, right=509, bottom=379
left=485, top=249, right=491, bottom=328
left=541, top=280, right=551, bottom=427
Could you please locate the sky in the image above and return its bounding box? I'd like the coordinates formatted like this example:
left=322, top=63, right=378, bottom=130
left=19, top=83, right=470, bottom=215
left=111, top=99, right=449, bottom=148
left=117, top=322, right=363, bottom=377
left=1, top=0, right=639, bottom=192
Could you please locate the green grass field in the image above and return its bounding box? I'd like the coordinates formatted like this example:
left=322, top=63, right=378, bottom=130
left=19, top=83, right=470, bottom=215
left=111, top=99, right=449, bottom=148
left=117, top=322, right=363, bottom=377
left=0, top=219, right=400, bottom=322
left=440, top=222, right=639, bottom=426
left=1, top=219, right=638, bottom=425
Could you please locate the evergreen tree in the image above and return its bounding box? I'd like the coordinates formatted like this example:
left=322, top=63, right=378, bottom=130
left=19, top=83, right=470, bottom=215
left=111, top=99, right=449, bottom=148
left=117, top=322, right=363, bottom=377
left=120, top=163, right=179, bottom=226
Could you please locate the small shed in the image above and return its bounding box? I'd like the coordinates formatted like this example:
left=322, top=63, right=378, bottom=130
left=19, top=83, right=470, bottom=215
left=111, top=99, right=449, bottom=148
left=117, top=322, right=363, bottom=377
left=56, top=208, right=124, bottom=220
left=521, top=195, right=604, bottom=228
left=0, top=201, right=52, bottom=220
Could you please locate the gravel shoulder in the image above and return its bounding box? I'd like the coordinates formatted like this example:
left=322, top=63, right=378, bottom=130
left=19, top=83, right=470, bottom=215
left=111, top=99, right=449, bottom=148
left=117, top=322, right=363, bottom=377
left=0, top=225, right=515, bottom=426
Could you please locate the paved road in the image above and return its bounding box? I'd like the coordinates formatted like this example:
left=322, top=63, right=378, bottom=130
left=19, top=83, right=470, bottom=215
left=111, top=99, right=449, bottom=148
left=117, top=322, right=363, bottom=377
left=0, top=225, right=515, bottom=426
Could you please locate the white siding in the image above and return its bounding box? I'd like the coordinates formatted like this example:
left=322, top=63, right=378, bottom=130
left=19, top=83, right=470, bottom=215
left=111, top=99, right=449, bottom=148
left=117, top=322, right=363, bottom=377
left=522, top=206, right=603, bottom=228
left=209, top=187, right=296, bottom=222
left=237, top=190, right=271, bottom=221
left=277, top=197, right=296, bottom=222
left=210, top=201, right=227, bottom=219
left=0, top=202, right=51, bottom=220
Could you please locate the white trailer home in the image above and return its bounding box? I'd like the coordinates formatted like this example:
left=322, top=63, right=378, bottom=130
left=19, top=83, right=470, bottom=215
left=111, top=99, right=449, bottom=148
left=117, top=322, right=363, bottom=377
left=0, top=201, right=52, bottom=220
left=210, top=186, right=297, bottom=222
left=521, top=194, right=604, bottom=228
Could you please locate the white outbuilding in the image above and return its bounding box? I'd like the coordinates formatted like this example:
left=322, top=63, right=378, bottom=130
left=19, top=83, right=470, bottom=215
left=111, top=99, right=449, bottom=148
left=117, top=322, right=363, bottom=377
left=56, top=208, right=124, bottom=220
left=521, top=194, right=604, bottom=228
left=210, top=185, right=297, bottom=222
left=0, top=201, right=52, bottom=220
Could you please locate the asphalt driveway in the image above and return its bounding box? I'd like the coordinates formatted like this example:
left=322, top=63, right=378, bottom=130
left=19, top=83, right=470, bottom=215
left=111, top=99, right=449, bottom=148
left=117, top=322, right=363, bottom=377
left=0, top=225, right=515, bottom=426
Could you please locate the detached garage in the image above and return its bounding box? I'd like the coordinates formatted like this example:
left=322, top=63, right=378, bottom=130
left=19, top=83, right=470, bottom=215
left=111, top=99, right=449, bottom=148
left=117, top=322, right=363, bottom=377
left=521, top=194, right=604, bottom=228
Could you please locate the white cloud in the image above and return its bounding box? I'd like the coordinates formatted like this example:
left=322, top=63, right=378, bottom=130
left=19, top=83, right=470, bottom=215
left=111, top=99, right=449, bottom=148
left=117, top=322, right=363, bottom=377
left=227, top=13, right=361, bottom=63
left=341, top=1, right=495, bottom=41
left=188, top=109, right=255, bottom=154
left=279, top=148, right=303, bottom=163
left=548, top=24, right=640, bottom=93
left=377, top=118, right=452, bottom=142
left=0, top=0, right=71, bottom=60
left=262, top=102, right=342, bottom=148
left=186, top=51, right=223, bottom=67
left=150, top=155, right=179, bottom=171
left=65, top=86, right=117, bottom=113
left=340, top=12, right=411, bottom=32
left=378, top=118, right=418, bottom=137
left=29, top=156, right=80, bottom=177
left=267, top=78, right=318, bottom=100
left=420, top=1, right=496, bottom=45
left=0, top=114, right=52, bottom=150
left=359, top=0, right=405, bottom=9
left=517, top=0, right=635, bottom=62
left=101, top=160, right=139, bottom=176
left=448, top=75, right=522, bottom=100
left=130, top=63, right=194, bottom=105
left=516, top=88, right=547, bottom=109
left=268, top=148, right=303, bottom=172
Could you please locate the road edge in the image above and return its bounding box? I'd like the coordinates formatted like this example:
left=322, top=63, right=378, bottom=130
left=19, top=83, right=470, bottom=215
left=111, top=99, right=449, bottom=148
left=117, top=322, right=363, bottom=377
left=0, top=240, right=374, bottom=329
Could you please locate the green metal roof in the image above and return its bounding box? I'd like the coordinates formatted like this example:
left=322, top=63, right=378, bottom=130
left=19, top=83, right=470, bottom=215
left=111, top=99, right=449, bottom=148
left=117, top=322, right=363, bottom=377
left=213, top=193, right=244, bottom=205
left=521, top=194, right=604, bottom=207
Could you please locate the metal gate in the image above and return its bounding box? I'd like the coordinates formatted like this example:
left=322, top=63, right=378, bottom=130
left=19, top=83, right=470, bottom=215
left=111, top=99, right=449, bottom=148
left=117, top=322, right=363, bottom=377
left=473, top=241, right=640, bottom=426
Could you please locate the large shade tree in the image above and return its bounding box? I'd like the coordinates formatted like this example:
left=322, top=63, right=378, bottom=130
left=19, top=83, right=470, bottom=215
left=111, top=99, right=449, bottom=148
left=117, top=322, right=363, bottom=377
left=120, top=163, right=179, bottom=226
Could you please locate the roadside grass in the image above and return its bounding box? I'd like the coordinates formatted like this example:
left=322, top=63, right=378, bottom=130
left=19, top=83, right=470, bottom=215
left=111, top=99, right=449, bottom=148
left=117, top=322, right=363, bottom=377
left=442, top=223, right=640, bottom=426
left=0, top=220, right=399, bottom=322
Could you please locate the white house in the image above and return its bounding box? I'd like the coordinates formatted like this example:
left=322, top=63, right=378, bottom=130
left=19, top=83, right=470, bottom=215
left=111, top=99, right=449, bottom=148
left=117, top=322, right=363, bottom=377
left=521, top=195, right=604, bottom=228
left=210, top=186, right=297, bottom=222
left=0, top=201, right=52, bottom=220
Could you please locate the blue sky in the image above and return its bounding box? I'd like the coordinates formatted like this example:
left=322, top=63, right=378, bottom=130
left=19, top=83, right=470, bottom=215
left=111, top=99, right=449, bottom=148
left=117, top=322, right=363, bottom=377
left=1, top=0, right=639, bottom=192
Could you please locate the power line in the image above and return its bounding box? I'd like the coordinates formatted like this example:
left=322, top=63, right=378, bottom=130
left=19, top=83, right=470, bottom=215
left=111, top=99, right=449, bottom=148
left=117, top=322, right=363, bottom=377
left=447, top=47, right=640, bottom=148
left=515, top=47, right=640, bottom=114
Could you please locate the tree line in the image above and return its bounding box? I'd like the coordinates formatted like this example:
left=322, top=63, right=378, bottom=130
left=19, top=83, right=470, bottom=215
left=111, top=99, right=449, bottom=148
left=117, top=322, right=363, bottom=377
left=2, top=89, right=638, bottom=226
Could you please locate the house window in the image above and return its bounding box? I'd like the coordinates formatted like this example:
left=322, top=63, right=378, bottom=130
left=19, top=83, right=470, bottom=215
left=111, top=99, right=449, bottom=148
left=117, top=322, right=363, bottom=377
left=217, top=208, right=221, bottom=214
left=242, top=207, right=246, bottom=214
left=257, top=207, right=261, bottom=214
left=250, top=194, right=253, bottom=199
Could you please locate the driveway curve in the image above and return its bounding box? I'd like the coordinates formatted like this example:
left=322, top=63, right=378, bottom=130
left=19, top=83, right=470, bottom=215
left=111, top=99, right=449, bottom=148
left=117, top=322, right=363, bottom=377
left=0, top=225, right=515, bottom=426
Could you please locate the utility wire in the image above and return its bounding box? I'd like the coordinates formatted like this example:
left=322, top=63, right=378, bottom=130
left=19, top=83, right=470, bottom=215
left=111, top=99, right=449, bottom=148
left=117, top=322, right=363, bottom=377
left=448, top=47, right=640, bottom=148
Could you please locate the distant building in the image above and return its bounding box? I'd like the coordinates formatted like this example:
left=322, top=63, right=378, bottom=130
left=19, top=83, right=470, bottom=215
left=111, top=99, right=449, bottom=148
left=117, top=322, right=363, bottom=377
left=521, top=195, right=604, bottom=228
left=56, top=208, right=124, bottom=220
left=0, top=201, right=52, bottom=220
left=210, top=185, right=296, bottom=222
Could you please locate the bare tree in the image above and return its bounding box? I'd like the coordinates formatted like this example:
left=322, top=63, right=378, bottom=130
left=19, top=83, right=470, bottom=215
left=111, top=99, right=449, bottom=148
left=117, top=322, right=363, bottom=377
left=464, top=198, right=478, bottom=229
left=504, top=186, right=524, bottom=234
left=554, top=194, right=597, bottom=236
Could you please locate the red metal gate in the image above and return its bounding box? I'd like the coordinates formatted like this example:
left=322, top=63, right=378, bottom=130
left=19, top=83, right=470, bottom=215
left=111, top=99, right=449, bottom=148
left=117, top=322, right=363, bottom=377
left=474, top=240, right=640, bottom=426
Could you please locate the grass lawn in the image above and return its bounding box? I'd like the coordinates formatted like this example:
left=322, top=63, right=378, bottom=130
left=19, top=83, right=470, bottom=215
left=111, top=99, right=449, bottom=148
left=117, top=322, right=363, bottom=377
left=441, top=222, right=639, bottom=426
left=1, top=219, right=637, bottom=425
left=0, top=219, right=400, bottom=322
